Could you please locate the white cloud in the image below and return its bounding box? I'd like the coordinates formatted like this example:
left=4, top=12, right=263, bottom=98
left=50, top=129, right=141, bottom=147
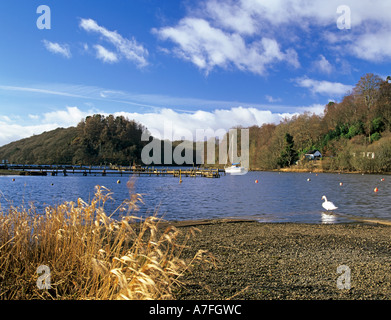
left=79, top=18, right=148, bottom=67
left=0, top=115, right=12, bottom=122
left=0, top=121, right=59, bottom=147
left=265, top=95, right=282, bottom=103
left=154, top=0, right=391, bottom=75
left=348, top=30, right=391, bottom=62
left=99, top=90, right=124, bottom=98
left=28, top=114, right=39, bottom=120
left=114, top=107, right=297, bottom=141
left=94, top=45, right=119, bottom=64
left=42, top=40, right=71, bottom=58
left=313, top=55, right=333, bottom=74
left=204, top=0, right=258, bottom=35
left=154, top=17, right=299, bottom=75
left=0, top=85, right=87, bottom=99
left=42, top=106, right=90, bottom=127
left=294, top=77, right=353, bottom=97
left=233, top=0, right=391, bottom=29
left=295, top=104, right=325, bottom=116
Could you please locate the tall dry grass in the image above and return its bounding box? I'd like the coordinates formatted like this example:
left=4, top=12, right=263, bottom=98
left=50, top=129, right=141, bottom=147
left=0, top=181, right=213, bottom=300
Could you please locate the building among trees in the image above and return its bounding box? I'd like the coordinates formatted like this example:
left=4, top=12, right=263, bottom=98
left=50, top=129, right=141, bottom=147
left=305, top=150, right=322, bottom=160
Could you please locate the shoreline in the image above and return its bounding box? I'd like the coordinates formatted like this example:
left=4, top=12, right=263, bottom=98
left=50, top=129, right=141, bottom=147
left=173, top=220, right=391, bottom=300
left=163, top=215, right=391, bottom=228
left=2, top=167, right=391, bottom=176
left=0, top=169, right=23, bottom=176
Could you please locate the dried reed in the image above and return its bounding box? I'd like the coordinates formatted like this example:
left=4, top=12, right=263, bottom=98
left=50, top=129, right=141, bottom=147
left=0, top=180, right=213, bottom=300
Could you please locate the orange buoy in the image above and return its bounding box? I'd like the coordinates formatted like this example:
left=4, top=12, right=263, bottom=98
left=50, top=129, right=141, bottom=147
left=381, top=178, right=385, bottom=182
left=255, top=180, right=259, bottom=184
left=340, top=182, right=343, bottom=186
left=374, top=187, right=379, bottom=193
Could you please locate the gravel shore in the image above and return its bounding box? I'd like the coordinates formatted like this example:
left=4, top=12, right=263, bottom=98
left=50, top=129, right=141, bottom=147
left=171, top=220, right=391, bottom=300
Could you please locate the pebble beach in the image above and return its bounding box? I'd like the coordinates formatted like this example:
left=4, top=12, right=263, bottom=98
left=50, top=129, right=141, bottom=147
left=172, top=220, right=391, bottom=300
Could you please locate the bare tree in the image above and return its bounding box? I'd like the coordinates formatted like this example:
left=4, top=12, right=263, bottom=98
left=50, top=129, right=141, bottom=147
left=353, top=73, right=383, bottom=142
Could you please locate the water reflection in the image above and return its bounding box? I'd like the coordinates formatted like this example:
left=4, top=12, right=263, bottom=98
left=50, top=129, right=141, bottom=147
left=321, top=212, right=337, bottom=224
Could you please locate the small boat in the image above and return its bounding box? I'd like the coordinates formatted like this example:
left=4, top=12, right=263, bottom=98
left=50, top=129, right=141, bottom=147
left=225, top=162, right=247, bottom=175
left=225, top=137, right=247, bottom=175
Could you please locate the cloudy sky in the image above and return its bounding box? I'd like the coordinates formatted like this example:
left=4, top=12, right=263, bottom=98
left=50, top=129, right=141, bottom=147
left=0, top=0, right=390, bottom=146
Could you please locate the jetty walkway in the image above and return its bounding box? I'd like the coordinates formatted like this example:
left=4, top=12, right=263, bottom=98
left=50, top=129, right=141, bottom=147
left=0, top=164, right=223, bottom=179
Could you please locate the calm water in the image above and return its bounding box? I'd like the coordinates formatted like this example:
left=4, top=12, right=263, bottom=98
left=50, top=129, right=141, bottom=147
left=0, top=171, right=390, bottom=224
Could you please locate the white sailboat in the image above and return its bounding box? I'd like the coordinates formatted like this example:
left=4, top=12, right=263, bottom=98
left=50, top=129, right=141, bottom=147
left=224, top=137, right=247, bottom=175
left=224, top=162, right=247, bottom=175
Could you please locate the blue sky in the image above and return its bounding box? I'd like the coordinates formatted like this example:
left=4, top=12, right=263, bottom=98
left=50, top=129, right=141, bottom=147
left=0, top=0, right=391, bottom=146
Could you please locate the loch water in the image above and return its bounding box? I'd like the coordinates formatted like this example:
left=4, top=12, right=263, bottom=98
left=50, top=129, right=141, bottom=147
left=0, top=171, right=390, bottom=224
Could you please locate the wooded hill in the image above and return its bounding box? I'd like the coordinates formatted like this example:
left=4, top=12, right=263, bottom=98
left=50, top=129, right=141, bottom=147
left=247, top=73, right=391, bottom=173
left=0, top=115, right=147, bottom=166
left=1, top=73, right=391, bottom=173
left=0, top=114, right=199, bottom=166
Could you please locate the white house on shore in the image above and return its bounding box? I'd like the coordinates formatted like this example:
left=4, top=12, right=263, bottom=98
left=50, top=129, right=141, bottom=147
left=305, top=150, right=322, bottom=160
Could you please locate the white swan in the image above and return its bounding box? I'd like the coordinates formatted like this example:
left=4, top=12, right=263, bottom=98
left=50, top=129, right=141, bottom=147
left=321, top=195, right=338, bottom=211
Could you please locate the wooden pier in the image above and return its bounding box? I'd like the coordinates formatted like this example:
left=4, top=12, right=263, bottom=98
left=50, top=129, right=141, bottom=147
left=1, top=164, right=223, bottom=179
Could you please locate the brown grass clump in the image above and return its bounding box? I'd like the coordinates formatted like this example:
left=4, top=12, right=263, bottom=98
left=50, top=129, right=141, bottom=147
left=0, top=181, right=213, bottom=300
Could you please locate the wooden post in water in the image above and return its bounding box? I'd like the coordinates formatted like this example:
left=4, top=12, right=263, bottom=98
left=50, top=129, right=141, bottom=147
left=179, top=169, right=182, bottom=184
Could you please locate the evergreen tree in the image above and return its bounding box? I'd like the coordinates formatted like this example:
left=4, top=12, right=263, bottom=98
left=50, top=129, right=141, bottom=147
left=278, top=133, right=297, bottom=168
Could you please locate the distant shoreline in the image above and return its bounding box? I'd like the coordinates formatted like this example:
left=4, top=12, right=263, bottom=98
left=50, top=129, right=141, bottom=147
left=2, top=167, right=391, bottom=176
left=0, top=169, right=23, bottom=176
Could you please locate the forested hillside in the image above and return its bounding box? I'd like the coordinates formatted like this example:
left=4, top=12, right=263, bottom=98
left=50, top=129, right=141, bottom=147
left=0, top=115, right=147, bottom=166
left=0, top=127, right=78, bottom=165
left=248, top=73, right=391, bottom=173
